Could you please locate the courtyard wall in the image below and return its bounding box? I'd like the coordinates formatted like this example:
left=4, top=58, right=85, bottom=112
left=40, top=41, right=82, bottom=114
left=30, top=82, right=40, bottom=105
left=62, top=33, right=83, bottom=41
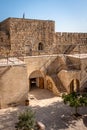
left=0, top=64, right=28, bottom=108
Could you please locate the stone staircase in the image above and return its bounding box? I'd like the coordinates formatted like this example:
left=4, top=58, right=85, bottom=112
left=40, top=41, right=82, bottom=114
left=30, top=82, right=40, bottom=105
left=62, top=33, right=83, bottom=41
left=56, top=55, right=80, bottom=73
left=40, top=54, right=79, bottom=75
left=39, top=54, right=80, bottom=95
left=80, top=74, right=87, bottom=91
left=63, top=45, right=76, bottom=54
left=55, top=55, right=76, bottom=74
left=65, top=56, right=80, bottom=70
left=56, top=64, right=66, bottom=74
left=39, top=55, right=67, bottom=94
left=51, top=74, right=67, bottom=94
left=45, top=55, right=67, bottom=75
left=39, top=55, right=57, bottom=71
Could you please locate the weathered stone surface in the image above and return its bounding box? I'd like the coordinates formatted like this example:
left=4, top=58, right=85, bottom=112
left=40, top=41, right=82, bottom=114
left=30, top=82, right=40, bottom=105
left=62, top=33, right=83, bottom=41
left=0, top=62, right=28, bottom=108
left=0, top=17, right=87, bottom=57
left=0, top=17, right=87, bottom=108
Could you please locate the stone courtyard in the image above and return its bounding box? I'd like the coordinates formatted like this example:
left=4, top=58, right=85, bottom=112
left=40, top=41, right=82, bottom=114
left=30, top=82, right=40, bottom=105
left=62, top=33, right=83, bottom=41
left=0, top=17, right=87, bottom=108
left=0, top=88, right=87, bottom=130
left=0, top=17, right=87, bottom=129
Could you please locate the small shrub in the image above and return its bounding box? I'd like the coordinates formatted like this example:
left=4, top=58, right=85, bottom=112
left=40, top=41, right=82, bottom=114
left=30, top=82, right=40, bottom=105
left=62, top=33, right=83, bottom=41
left=15, top=108, right=38, bottom=130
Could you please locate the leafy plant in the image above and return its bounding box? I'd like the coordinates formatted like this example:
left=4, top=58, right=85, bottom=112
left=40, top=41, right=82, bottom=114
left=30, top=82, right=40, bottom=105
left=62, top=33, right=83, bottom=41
left=62, top=92, right=87, bottom=117
left=15, top=108, right=38, bottom=130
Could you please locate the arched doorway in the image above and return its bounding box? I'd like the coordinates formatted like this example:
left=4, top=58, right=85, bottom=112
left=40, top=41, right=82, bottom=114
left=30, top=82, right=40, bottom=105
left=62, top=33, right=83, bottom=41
left=29, top=70, right=44, bottom=90
left=70, top=79, right=79, bottom=93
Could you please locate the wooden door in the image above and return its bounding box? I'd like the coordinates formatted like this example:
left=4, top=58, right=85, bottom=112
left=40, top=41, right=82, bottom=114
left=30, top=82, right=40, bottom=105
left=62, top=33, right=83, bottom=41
left=39, top=77, right=44, bottom=88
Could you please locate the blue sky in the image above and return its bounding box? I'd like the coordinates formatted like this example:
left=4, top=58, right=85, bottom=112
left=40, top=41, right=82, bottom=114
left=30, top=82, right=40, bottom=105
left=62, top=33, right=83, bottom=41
left=0, top=0, right=87, bottom=32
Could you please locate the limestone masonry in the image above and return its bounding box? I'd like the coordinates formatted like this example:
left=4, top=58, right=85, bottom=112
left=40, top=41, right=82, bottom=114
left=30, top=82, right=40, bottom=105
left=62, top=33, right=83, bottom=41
left=0, top=17, right=87, bottom=108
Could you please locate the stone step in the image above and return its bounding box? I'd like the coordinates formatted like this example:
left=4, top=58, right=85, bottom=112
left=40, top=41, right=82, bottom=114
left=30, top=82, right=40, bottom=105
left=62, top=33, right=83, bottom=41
left=51, top=74, right=67, bottom=93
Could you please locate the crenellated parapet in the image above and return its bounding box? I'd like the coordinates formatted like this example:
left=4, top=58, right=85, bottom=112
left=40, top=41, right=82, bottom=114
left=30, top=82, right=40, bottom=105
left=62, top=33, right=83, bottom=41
left=54, top=32, right=87, bottom=54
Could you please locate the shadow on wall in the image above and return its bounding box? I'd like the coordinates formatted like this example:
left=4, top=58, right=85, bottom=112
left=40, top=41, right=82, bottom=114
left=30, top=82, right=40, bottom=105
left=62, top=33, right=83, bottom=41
left=81, top=81, right=87, bottom=92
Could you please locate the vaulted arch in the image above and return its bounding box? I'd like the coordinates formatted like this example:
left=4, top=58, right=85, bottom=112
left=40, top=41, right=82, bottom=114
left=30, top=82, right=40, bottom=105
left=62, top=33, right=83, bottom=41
left=29, top=70, right=44, bottom=90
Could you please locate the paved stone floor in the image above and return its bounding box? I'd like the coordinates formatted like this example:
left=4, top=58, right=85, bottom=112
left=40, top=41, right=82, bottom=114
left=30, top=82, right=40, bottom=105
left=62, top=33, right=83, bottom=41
left=0, top=88, right=87, bottom=130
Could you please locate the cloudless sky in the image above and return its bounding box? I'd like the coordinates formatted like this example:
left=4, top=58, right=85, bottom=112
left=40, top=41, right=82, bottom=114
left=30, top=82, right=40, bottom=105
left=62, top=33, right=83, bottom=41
left=0, top=0, right=87, bottom=32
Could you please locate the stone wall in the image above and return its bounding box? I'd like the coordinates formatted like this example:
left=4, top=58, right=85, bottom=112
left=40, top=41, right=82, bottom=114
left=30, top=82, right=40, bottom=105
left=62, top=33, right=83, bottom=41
left=0, top=64, right=28, bottom=108
left=0, top=17, right=87, bottom=57
left=58, top=70, right=80, bottom=93
left=24, top=55, right=62, bottom=94
left=0, top=17, right=87, bottom=101
left=80, top=58, right=87, bottom=90
left=24, top=55, right=82, bottom=94
left=54, top=32, right=87, bottom=54
left=9, top=18, right=55, bottom=56
left=0, top=18, right=10, bottom=32
left=0, top=18, right=11, bottom=57
left=24, top=55, right=58, bottom=78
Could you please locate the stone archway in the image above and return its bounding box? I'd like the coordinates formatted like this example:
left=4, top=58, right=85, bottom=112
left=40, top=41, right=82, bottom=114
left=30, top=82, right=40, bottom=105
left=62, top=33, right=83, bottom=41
left=46, top=75, right=60, bottom=96
left=69, top=79, right=79, bottom=93
left=29, top=70, right=44, bottom=90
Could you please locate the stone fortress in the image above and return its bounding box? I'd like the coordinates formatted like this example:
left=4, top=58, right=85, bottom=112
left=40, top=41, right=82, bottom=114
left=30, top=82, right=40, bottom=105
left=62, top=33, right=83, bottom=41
left=0, top=17, right=87, bottom=108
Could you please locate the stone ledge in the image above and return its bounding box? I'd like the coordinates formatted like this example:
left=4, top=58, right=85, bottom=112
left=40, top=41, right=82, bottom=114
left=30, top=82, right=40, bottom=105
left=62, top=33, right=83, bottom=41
left=37, top=121, right=45, bottom=130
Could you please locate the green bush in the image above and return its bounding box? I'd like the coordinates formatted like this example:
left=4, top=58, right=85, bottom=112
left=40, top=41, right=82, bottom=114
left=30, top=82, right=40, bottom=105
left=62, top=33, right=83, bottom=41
left=15, top=108, right=38, bottom=130
left=62, top=92, right=87, bottom=117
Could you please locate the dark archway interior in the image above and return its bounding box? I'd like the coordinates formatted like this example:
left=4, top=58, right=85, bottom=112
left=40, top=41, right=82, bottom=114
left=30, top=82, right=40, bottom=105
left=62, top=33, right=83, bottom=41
left=29, top=77, right=44, bottom=90
left=30, top=78, right=37, bottom=89
left=29, top=70, right=44, bottom=91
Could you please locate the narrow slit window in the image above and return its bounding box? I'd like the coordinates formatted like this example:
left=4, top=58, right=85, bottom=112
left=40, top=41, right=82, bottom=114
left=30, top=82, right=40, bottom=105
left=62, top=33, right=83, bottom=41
left=38, top=42, right=43, bottom=50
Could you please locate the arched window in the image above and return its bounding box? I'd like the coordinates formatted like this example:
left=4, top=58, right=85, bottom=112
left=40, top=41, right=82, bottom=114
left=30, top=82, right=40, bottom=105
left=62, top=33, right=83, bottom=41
left=25, top=45, right=32, bottom=56
left=38, top=42, right=43, bottom=50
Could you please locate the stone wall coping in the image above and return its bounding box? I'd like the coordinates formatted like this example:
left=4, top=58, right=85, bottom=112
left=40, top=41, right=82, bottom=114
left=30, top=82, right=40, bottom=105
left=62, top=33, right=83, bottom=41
left=0, top=17, right=54, bottom=23
left=24, top=54, right=66, bottom=58
left=67, top=54, right=87, bottom=59
left=0, top=57, right=25, bottom=66
left=24, top=54, right=87, bottom=59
